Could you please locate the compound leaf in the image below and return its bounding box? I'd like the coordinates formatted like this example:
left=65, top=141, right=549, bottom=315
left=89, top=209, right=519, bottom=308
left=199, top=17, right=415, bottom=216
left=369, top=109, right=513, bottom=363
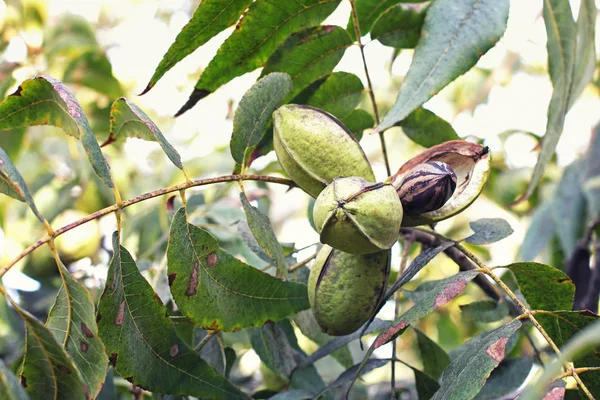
left=177, top=0, right=341, bottom=115
left=143, top=0, right=254, bottom=93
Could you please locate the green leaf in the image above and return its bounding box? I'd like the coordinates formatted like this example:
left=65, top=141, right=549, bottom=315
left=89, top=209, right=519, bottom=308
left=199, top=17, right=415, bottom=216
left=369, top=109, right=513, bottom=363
left=347, top=0, right=404, bottom=38
left=63, top=50, right=122, bottom=98
left=251, top=321, right=328, bottom=396
left=177, top=0, right=341, bottom=115
left=340, top=109, right=374, bottom=142
left=0, top=146, right=44, bottom=222
left=553, top=160, right=586, bottom=257
left=167, top=207, right=310, bottom=331
left=230, top=73, right=293, bottom=165
left=0, top=128, right=26, bottom=162
left=0, top=359, right=29, bottom=400
left=262, top=26, right=352, bottom=99
left=473, top=357, right=533, bottom=400
left=411, top=365, right=439, bottom=400
left=43, top=14, right=98, bottom=58
left=414, top=328, right=450, bottom=380
left=293, top=310, right=354, bottom=369
left=297, top=318, right=390, bottom=369
left=371, top=3, right=426, bottom=49
left=267, top=390, right=313, bottom=400
left=0, top=76, right=113, bottom=188
left=251, top=322, right=302, bottom=378
left=306, top=72, right=364, bottom=120
left=518, top=0, right=577, bottom=202
left=396, top=107, right=460, bottom=148
left=17, top=306, right=87, bottom=399
left=142, top=0, right=254, bottom=93
left=506, top=262, right=574, bottom=311
left=536, top=311, right=600, bottom=395
left=97, top=232, right=247, bottom=399
left=465, top=218, right=514, bottom=245
left=431, top=319, right=522, bottom=399
left=520, top=200, right=556, bottom=261
left=240, top=192, right=287, bottom=277
left=316, top=358, right=389, bottom=397
left=46, top=260, right=108, bottom=398
left=106, top=98, right=183, bottom=169
left=569, top=0, right=596, bottom=108
left=460, top=300, right=510, bottom=323
left=376, top=0, right=510, bottom=132
left=386, top=242, right=455, bottom=298
left=375, top=271, right=479, bottom=348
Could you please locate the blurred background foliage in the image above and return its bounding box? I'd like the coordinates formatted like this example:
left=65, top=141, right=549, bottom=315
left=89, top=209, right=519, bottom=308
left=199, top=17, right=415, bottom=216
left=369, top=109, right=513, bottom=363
left=0, top=0, right=598, bottom=397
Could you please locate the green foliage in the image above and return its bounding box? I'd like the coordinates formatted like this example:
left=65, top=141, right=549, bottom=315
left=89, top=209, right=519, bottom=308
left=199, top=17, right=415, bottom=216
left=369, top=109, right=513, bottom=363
left=167, top=207, right=309, bottom=331
left=46, top=260, right=108, bottom=397
left=377, top=0, right=510, bottom=131
left=0, top=0, right=599, bottom=398
left=98, top=233, right=247, bottom=399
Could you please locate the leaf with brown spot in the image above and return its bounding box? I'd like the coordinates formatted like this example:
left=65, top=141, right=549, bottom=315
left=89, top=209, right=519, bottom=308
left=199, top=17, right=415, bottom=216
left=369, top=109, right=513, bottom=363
left=207, top=252, right=218, bottom=267
left=97, top=232, right=248, bottom=399
left=46, top=259, right=108, bottom=398
left=345, top=271, right=479, bottom=395
left=167, top=207, right=309, bottom=331
left=376, top=271, right=479, bottom=348
left=186, top=262, right=199, bottom=296
left=13, top=302, right=87, bottom=399
left=431, top=319, right=522, bottom=399
left=169, top=344, right=179, bottom=358
left=114, top=302, right=125, bottom=325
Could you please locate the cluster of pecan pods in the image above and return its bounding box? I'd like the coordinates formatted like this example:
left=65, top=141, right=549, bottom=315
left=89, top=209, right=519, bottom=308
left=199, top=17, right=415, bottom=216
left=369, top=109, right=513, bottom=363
left=273, top=105, right=491, bottom=335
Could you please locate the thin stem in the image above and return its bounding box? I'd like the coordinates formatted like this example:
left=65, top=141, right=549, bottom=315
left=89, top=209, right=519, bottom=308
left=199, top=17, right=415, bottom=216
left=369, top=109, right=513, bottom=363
left=391, top=238, right=413, bottom=399
left=551, top=367, right=600, bottom=383
left=289, top=253, right=317, bottom=272
left=0, top=174, right=295, bottom=281
left=195, top=330, right=218, bottom=352
left=348, top=0, right=391, bottom=176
